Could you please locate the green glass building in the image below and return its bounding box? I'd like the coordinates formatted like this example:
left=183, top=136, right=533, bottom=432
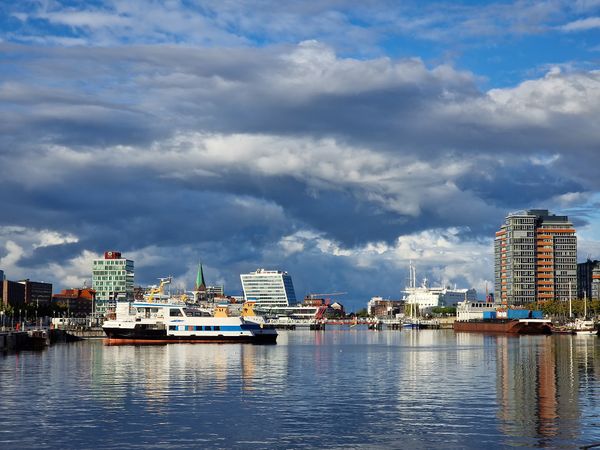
left=92, top=251, right=134, bottom=316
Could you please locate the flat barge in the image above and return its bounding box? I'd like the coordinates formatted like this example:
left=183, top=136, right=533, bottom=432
left=453, top=319, right=552, bottom=334
left=454, top=300, right=552, bottom=335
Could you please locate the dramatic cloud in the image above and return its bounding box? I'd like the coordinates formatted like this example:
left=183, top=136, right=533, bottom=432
left=1, top=1, right=600, bottom=308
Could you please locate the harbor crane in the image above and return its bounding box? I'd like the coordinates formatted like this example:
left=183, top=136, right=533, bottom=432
left=308, top=292, right=347, bottom=299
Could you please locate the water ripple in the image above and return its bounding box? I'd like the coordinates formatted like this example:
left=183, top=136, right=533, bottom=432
left=0, top=331, right=599, bottom=449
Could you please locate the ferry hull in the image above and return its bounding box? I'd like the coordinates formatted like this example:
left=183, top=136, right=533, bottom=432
left=453, top=319, right=552, bottom=335
left=103, top=327, right=277, bottom=345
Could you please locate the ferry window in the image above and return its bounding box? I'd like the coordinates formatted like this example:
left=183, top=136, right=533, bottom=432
left=169, top=309, right=183, bottom=317
left=214, top=326, right=220, bottom=331
left=195, top=326, right=202, bottom=331
left=205, top=326, right=212, bottom=331
left=169, top=325, right=176, bottom=330
left=184, top=308, right=209, bottom=317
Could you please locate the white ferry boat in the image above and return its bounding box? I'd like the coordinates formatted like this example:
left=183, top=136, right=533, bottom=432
left=103, top=301, right=277, bottom=344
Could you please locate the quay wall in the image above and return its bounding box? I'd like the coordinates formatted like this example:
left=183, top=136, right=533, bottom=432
left=438, top=318, right=456, bottom=329
left=69, top=328, right=104, bottom=338
left=52, top=326, right=104, bottom=339
left=0, top=331, right=31, bottom=352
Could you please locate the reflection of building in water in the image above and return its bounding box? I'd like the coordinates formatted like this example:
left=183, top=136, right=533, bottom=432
left=496, top=337, right=581, bottom=445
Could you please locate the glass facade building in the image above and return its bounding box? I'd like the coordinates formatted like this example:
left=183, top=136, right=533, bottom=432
left=240, top=269, right=297, bottom=307
left=92, top=251, right=134, bottom=315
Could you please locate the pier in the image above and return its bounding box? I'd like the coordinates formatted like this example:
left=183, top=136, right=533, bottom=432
left=0, top=331, right=30, bottom=352
left=0, top=326, right=87, bottom=352
left=264, top=317, right=449, bottom=330
left=51, top=324, right=104, bottom=339
left=0, top=330, right=50, bottom=352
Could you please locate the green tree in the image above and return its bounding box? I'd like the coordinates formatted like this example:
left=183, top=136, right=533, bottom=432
left=355, top=308, right=369, bottom=318
left=431, top=306, right=456, bottom=316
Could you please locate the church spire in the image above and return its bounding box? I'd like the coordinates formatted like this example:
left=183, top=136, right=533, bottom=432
left=195, top=263, right=206, bottom=292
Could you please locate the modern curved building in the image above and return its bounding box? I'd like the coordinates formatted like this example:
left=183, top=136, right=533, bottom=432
left=240, top=269, right=297, bottom=307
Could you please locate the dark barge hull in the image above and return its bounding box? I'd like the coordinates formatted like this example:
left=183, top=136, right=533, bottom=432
left=103, top=328, right=277, bottom=345
left=453, top=320, right=552, bottom=334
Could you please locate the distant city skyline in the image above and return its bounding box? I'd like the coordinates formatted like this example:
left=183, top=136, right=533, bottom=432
left=1, top=1, right=600, bottom=311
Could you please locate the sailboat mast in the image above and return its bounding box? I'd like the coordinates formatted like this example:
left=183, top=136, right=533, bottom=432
left=568, top=281, right=573, bottom=319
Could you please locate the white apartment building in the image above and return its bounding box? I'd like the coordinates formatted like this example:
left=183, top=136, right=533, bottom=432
left=240, top=269, right=297, bottom=307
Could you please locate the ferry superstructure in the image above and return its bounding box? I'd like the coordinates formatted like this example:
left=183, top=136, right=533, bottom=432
left=403, top=263, right=477, bottom=313
left=103, top=301, right=277, bottom=344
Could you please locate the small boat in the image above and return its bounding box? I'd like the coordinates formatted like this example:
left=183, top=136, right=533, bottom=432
left=402, top=319, right=422, bottom=329
left=572, top=318, right=598, bottom=336
left=551, top=326, right=576, bottom=335
left=572, top=294, right=598, bottom=335
left=26, top=329, right=49, bottom=349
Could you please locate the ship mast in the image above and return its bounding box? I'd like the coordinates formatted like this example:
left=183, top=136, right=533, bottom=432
left=568, top=281, right=573, bottom=319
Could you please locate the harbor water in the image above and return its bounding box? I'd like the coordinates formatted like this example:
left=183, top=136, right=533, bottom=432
left=1, top=330, right=599, bottom=449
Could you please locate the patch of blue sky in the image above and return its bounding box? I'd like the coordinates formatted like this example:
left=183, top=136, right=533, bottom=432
left=378, top=35, right=440, bottom=63
left=575, top=194, right=600, bottom=242
left=1, top=15, right=83, bottom=46
left=456, top=32, right=600, bottom=88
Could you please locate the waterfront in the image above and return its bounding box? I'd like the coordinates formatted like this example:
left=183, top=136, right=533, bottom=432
left=1, top=331, right=600, bottom=449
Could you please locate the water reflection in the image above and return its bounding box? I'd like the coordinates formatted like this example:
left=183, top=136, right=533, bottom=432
left=0, top=332, right=598, bottom=449
left=492, top=334, right=600, bottom=448
left=92, top=341, right=290, bottom=408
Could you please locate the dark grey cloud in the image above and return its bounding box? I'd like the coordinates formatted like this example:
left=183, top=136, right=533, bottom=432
left=1, top=39, right=599, bottom=307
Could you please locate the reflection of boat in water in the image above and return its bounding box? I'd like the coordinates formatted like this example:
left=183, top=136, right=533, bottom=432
left=453, top=301, right=552, bottom=335
left=103, top=301, right=277, bottom=345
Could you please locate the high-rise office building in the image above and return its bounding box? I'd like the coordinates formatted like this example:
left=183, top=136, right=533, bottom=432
left=495, top=210, right=577, bottom=305
left=1, top=280, right=26, bottom=308
left=240, top=269, right=297, bottom=307
left=92, top=251, right=134, bottom=315
left=577, top=259, right=600, bottom=300
left=19, top=279, right=53, bottom=306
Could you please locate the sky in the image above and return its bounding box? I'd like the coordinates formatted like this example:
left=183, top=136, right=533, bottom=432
left=1, top=0, right=600, bottom=310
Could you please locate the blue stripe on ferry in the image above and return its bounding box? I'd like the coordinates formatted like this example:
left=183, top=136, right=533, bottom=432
left=176, top=325, right=244, bottom=332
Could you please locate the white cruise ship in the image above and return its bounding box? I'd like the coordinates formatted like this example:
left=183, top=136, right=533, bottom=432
left=403, top=264, right=477, bottom=314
